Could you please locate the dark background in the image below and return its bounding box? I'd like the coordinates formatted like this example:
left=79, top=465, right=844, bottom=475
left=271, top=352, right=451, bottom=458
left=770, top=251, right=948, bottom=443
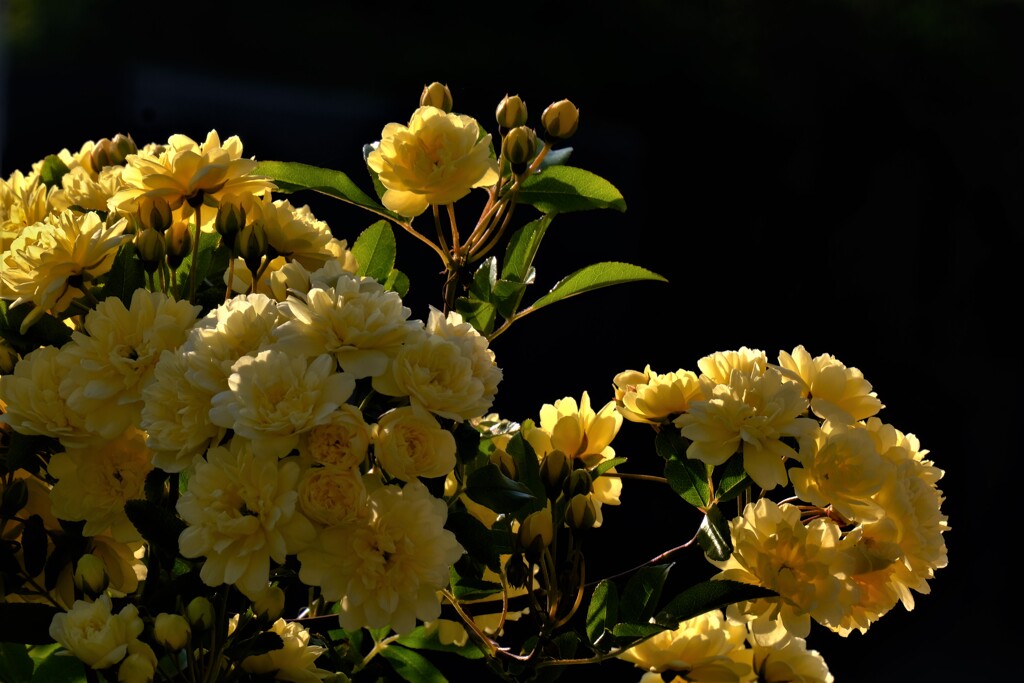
left=2, top=0, right=1013, bottom=680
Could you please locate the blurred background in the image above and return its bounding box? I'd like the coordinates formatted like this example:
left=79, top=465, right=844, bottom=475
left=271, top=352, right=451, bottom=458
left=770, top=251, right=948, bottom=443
left=2, top=0, right=1015, bottom=679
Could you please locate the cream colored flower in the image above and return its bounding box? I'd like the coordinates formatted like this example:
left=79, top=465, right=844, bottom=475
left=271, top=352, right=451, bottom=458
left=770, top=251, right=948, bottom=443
left=613, top=365, right=705, bottom=424
left=1, top=169, right=56, bottom=251
left=52, top=165, right=125, bottom=213
left=697, top=347, right=768, bottom=387
left=776, top=345, right=883, bottom=423
left=298, top=480, right=464, bottom=634
left=241, top=618, right=331, bottom=683
left=299, top=404, right=372, bottom=468
left=276, top=274, right=419, bottom=378
left=367, top=105, right=499, bottom=217
left=424, top=307, right=501, bottom=408
left=0, top=209, right=129, bottom=331
left=48, top=427, right=153, bottom=542
left=109, top=130, right=274, bottom=215
left=209, top=350, right=355, bottom=458
left=58, top=289, right=200, bottom=439
left=49, top=595, right=144, bottom=670
left=177, top=442, right=316, bottom=599
left=117, top=640, right=158, bottom=683
left=298, top=466, right=369, bottom=527
left=619, top=609, right=748, bottom=678
left=730, top=631, right=834, bottom=683
left=372, top=404, right=457, bottom=481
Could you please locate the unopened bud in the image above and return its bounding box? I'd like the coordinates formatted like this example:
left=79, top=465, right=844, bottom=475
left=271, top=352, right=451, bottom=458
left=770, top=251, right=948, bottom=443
left=186, top=597, right=215, bottom=631
left=153, top=613, right=191, bottom=651
left=518, top=504, right=554, bottom=556
left=164, top=221, right=192, bottom=270
left=74, top=553, right=108, bottom=598
left=235, top=222, right=268, bottom=277
left=110, top=134, right=138, bottom=166
left=566, top=469, right=593, bottom=498
left=496, top=94, right=528, bottom=132
left=540, top=99, right=579, bottom=141
left=501, top=126, right=537, bottom=176
left=539, top=450, right=571, bottom=500
left=420, top=82, right=454, bottom=113
left=252, top=585, right=286, bottom=622
left=135, top=229, right=166, bottom=273
left=137, top=196, right=172, bottom=233
left=566, top=493, right=599, bottom=531
left=118, top=641, right=157, bottom=683
left=489, top=450, right=516, bottom=481
left=504, top=553, right=530, bottom=588
left=0, top=339, right=17, bottom=374
left=215, top=196, right=247, bottom=250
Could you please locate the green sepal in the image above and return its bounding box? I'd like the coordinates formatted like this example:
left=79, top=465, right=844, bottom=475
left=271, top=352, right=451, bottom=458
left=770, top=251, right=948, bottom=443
left=697, top=505, right=733, bottom=562
left=254, top=160, right=389, bottom=215
left=379, top=644, right=448, bottom=683
left=518, top=165, right=627, bottom=214
left=352, top=220, right=396, bottom=283
left=526, top=262, right=666, bottom=313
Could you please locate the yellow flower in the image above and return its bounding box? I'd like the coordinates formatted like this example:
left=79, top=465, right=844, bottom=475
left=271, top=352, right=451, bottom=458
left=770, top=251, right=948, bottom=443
left=48, top=595, right=144, bottom=670
left=110, top=130, right=274, bottom=215
left=1, top=169, right=56, bottom=251
left=177, top=442, right=316, bottom=599
left=372, top=404, right=457, bottom=481
left=366, top=106, right=499, bottom=217
left=613, top=365, right=705, bottom=424
left=776, top=345, right=883, bottom=423
left=619, top=609, right=748, bottom=679
left=1, top=209, right=129, bottom=331
left=697, top=347, right=768, bottom=387
left=52, top=165, right=125, bottom=213
left=297, top=466, right=369, bottom=527
left=241, top=618, right=331, bottom=683
left=0, top=345, right=93, bottom=448
left=153, top=613, right=191, bottom=652
left=729, top=631, right=834, bottom=683
left=299, top=404, right=372, bottom=468
left=298, top=480, right=463, bottom=634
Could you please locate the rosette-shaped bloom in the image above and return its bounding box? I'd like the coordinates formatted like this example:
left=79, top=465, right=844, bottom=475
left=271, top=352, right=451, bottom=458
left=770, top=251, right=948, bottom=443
left=298, top=466, right=369, bottom=527
left=0, top=345, right=94, bottom=448
left=52, top=165, right=125, bottom=213
left=241, top=618, right=331, bottom=683
left=109, top=130, right=274, bottom=214
left=613, top=365, right=705, bottom=424
left=209, top=350, right=355, bottom=458
left=299, top=404, right=372, bottom=468
left=674, top=367, right=817, bottom=490
left=709, top=499, right=857, bottom=637
left=276, top=274, right=420, bottom=378
left=729, top=631, right=834, bottom=683
left=177, top=442, right=316, bottom=599
left=697, top=347, right=768, bottom=388
left=619, top=609, right=748, bottom=678
left=49, top=595, right=145, bottom=670
left=298, top=480, right=464, bottom=634
left=1, top=169, right=56, bottom=250
left=58, top=289, right=200, bottom=439
left=776, top=345, right=883, bottom=423
left=366, top=105, right=500, bottom=217
left=425, top=307, right=501, bottom=404
left=373, top=405, right=458, bottom=481
left=48, top=427, right=153, bottom=542
left=0, top=210, right=129, bottom=331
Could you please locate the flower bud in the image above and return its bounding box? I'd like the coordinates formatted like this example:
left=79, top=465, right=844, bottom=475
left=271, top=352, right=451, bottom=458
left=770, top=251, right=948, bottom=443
left=164, top=221, right=192, bottom=270
left=496, top=94, right=528, bottom=132
left=518, top=504, right=554, bottom=556
left=504, top=553, right=530, bottom=588
left=501, top=126, right=537, bottom=176
left=186, top=597, right=215, bottom=631
left=235, top=221, right=268, bottom=277
left=215, top=195, right=247, bottom=250
left=137, top=196, right=172, bottom=233
left=134, top=229, right=166, bottom=274
left=252, top=585, right=286, bottom=622
left=539, top=450, right=571, bottom=500
left=566, top=469, right=593, bottom=498
left=74, top=553, right=109, bottom=598
left=0, top=339, right=17, bottom=374
left=118, top=641, right=157, bottom=683
left=110, top=133, right=138, bottom=165
left=420, top=82, right=454, bottom=113
left=540, top=99, right=579, bottom=141
left=153, top=613, right=191, bottom=651
left=565, top=493, right=598, bottom=531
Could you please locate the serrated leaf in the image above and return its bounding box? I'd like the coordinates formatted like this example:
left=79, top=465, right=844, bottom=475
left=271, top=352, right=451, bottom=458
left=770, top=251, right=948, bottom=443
left=619, top=563, right=673, bottom=626
left=654, top=580, right=776, bottom=628
left=527, top=262, right=666, bottom=313
left=254, top=160, right=388, bottom=214
left=464, top=464, right=537, bottom=514
left=379, top=644, right=448, bottom=683
left=585, top=579, right=618, bottom=647
left=38, top=155, right=70, bottom=188
left=352, top=220, right=397, bottom=283
left=591, top=456, right=628, bottom=478
left=665, top=458, right=712, bottom=509
left=453, top=298, right=496, bottom=337
left=395, top=625, right=484, bottom=660
left=100, top=242, right=147, bottom=307
left=713, top=452, right=750, bottom=504
left=0, top=642, right=33, bottom=683
left=697, top=506, right=733, bottom=562
left=501, top=216, right=552, bottom=283
left=491, top=278, right=530, bottom=320
left=445, top=510, right=498, bottom=572
left=518, top=166, right=627, bottom=214
left=0, top=604, right=61, bottom=645
left=468, top=257, right=498, bottom=301
left=384, top=268, right=409, bottom=296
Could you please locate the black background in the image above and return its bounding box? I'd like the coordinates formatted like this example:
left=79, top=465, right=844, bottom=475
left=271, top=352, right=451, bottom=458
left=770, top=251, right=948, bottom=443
left=2, top=0, right=1014, bottom=680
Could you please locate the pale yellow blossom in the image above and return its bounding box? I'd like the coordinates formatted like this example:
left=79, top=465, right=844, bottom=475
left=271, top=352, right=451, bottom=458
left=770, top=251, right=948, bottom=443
left=776, top=345, right=883, bottom=423
left=241, top=618, right=331, bottom=683
left=49, top=595, right=144, bottom=670
left=613, top=365, right=705, bottom=424
left=298, top=466, right=369, bottom=527
left=372, top=404, right=458, bottom=481
left=299, top=404, right=372, bottom=468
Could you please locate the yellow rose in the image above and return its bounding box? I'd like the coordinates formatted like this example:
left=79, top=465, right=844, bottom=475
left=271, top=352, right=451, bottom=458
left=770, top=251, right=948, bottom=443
left=366, top=106, right=499, bottom=217
left=372, top=405, right=457, bottom=481
left=49, top=595, right=144, bottom=670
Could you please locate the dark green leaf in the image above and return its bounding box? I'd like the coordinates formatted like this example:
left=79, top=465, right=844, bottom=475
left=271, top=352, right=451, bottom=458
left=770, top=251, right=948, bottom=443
left=29, top=642, right=87, bottom=683
left=697, top=506, right=733, bottom=562
left=654, top=580, right=776, bottom=628
left=527, top=262, right=666, bottom=313
left=0, top=642, right=33, bottom=683
left=174, top=231, right=220, bottom=294
left=502, top=434, right=545, bottom=513
left=453, top=297, right=497, bottom=337
left=585, top=579, right=618, bottom=648
left=352, top=220, right=396, bottom=283
left=100, top=242, right=147, bottom=307
left=21, top=515, right=46, bottom=578
left=384, top=268, right=410, bottom=297
left=468, top=257, right=498, bottom=301
left=713, top=452, right=750, bottom=504
left=123, top=499, right=185, bottom=556
left=1, top=433, right=58, bottom=476
left=379, top=644, right=448, bottom=683
left=253, top=160, right=388, bottom=214
left=445, top=510, right=498, bottom=572
left=501, top=216, right=551, bottom=283
left=518, top=166, right=627, bottom=214
left=449, top=563, right=502, bottom=602
left=0, top=300, right=73, bottom=354
left=533, top=632, right=581, bottom=683
left=38, top=155, right=70, bottom=188
left=394, top=625, right=484, bottom=660
left=143, top=469, right=169, bottom=504
left=609, top=622, right=666, bottom=640
left=0, top=604, right=61, bottom=644
left=665, top=458, right=712, bottom=509
left=490, top=279, right=530, bottom=320
left=619, top=563, right=672, bottom=626
left=464, top=464, right=537, bottom=514
left=452, top=421, right=483, bottom=465
left=654, top=426, right=688, bottom=461
left=591, top=456, right=628, bottom=478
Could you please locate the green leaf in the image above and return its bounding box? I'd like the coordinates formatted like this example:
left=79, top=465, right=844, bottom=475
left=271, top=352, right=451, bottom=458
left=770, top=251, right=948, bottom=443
left=449, top=563, right=503, bottom=601
left=453, top=297, right=497, bottom=337
left=174, top=231, right=220, bottom=294
left=0, top=479, right=29, bottom=517
left=490, top=278, right=530, bottom=320
left=0, top=604, right=61, bottom=645
left=2, top=432, right=58, bottom=476
left=665, top=458, right=712, bottom=509
left=501, top=216, right=551, bottom=283
left=224, top=632, right=285, bottom=661
left=609, top=622, right=666, bottom=640
left=654, top=580, right=776, bottom=628
left=123, top=499, right=186, bottom=557
left=384, top=268, right=410, bottom=297
left=534, top=632, right=580, bottom=683
left=0, top=300, right=73, bottom=355
left=394, top=625, right=484, bottom=660
left=518, top=166, right=627, bottom=214
left=0, top=642, right=34, bottom=683
left=38, top=155, right=70, bottom=188
left=100, top=242, right=147, bottom=307
left=379, top=644, right=448, bottom=683
left=253, top=160, right=388, bottom=214
left=527, top=262, right=666, bottom=313
left=713, top=452, right=750, bottom=504
left=697, top=506, right=733, bottom=562
left=585, top=579, right=618, bottom=648
left=502, top=434, right=545, bottom=513
left=445, top=510, right=498, bottom=572
left=29, top=643, right=86, bottom=683
left=654, top=425, right=688, bottom=461
left=464, top=464, right=537, bottom=514
left=591, top=456, right=628, bottom=478
left=468, top=257, right=498, bottom=301
left=352, top=220, right=397, bottom=283
left=452, top=421, right=483, bottom=465
left=619, top=563, right=673, bottom=626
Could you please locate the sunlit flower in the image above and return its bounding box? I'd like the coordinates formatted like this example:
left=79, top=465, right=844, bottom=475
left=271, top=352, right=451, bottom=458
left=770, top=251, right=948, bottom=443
left=241, top=618, right=332, bottom=683
left=0, top=345, right=94, bottom=447
left=697, top=347, right=768, bottom=387
left=613, top=365, right=705, bottom=424
left=730, top=630, right=834, bottom=683
left=776, top=345, right=883, bottom=423
left=372, top=404, right=457, bottom=481
left=52, top=165, right=125, bottom=213
left=620, top=609, right=749, bottom=680
left=1, top=169, right=56, bottom=251
left=298, top=480, right=464, bottom=634
left=49, top=595, right=144, bottom=670
left=366, top=105, right=499, bottom=217
left=178, top=442, right=316, bottom=599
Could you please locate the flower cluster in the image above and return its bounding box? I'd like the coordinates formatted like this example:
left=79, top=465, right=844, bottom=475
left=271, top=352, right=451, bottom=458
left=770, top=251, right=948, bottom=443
left=0, top=83, right=947, bottom=683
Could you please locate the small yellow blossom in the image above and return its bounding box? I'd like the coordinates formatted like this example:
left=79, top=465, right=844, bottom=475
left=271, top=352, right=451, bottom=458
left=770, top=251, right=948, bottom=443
left=49, top=595, right=145, bottom=670
left=1, top=169, right=55, bottom=251
left=776, top=345, right=883, bottom=423
left=241, top=618, right=332, bottom=683
left=613, top=365, right=705, bottom=424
